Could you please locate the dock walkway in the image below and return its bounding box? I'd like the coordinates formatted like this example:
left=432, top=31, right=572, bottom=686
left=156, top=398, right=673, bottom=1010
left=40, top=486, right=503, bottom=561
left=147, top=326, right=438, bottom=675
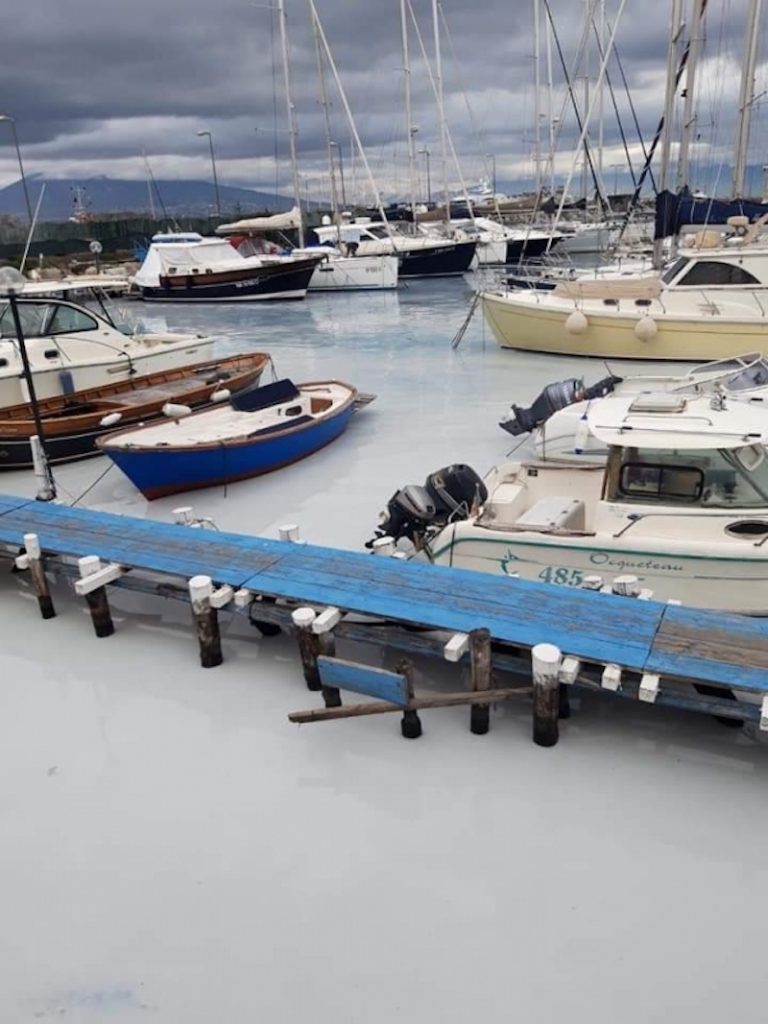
left=1, top=493, right=767, bottom=742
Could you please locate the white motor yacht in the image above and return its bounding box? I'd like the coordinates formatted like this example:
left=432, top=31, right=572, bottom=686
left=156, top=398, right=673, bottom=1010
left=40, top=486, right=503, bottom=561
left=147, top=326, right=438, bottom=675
left=0, top=294, right=214, bottom=407
left=372, top=392, right=768, bottom=613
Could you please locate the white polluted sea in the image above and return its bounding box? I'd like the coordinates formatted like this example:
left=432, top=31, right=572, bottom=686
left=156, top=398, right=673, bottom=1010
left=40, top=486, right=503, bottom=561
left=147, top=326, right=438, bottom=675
left=1, top=274, right=767, bottom=1023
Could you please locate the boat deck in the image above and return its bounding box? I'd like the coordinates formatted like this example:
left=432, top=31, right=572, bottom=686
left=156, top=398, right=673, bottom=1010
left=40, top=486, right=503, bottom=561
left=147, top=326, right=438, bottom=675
left=1, top=493, right=767, bottom=702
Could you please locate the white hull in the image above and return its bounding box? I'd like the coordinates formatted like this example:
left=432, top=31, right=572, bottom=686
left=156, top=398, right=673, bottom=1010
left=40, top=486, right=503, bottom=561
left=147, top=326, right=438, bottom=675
left=430, top=526, right=768, bottom=614
left=308, top=255, right=398, bottom=291
left=0, top=337, right=215, bottom=406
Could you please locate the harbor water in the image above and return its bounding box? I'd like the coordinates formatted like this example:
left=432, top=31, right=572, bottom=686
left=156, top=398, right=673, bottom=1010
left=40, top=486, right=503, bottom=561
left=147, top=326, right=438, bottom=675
left=1, top=275, right=767, bottom=1024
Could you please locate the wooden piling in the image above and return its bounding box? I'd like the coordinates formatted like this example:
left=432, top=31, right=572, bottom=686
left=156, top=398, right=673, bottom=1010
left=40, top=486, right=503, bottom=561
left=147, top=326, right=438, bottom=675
left=78, top=556, right=114, bottom=638
left=398, top=659, right=422, bottom=739
left=188, top=574, right=222, bottom=668
left=469, top=628, right=492, bottom=735
left=24, top=533, right=55, bottom=619
left=317, top=630, right=342, bottom=708
left=292, top=607, right=322, bottom=691
left=532, top=643, right=562, bottom=747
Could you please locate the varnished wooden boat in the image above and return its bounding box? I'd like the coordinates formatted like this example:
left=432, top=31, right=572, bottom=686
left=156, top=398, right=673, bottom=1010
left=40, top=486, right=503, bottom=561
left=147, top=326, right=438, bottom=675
left=0, top=351, right=271, bottom=468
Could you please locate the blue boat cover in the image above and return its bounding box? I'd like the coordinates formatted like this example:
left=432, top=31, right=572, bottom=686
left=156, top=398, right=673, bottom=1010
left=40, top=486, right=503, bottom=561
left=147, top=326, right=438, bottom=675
left=231, top=378, right=300, bottom=412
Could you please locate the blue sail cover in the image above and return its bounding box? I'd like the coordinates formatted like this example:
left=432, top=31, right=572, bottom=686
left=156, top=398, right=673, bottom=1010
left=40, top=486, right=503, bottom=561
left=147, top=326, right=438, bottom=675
left=655, top=189, right=768, bottom=240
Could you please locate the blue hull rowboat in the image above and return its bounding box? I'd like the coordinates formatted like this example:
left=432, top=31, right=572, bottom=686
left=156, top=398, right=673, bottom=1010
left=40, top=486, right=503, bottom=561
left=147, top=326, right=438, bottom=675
left=98, top=379, right=361, bottom=499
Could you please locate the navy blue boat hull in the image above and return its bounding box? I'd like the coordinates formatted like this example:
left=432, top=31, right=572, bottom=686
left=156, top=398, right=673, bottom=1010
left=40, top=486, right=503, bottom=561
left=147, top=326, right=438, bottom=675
left=102, top=402, right=356, bottom=499
left=399, top=241, right=476, bottom=277
left=140, top=259, right=318, bottom=302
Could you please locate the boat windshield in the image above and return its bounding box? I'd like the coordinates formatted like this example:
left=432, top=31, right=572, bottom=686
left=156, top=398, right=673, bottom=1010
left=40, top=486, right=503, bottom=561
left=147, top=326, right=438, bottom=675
left=725, top=358, right=768, bottom=391
left=660, top=257, right=689, bottom=285
left=0, top=301, right=100, bottom=339
left=615, top=446, right=768, bottom=508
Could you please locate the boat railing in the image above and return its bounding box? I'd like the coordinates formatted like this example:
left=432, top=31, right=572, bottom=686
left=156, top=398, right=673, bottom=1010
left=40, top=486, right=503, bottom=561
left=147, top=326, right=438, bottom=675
left=751, top=292, right=767, bottom=317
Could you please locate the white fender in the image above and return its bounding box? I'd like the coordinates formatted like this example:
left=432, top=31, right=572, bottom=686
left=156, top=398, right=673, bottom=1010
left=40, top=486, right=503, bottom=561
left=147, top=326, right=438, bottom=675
left=634, top=315, right=658, bottom=342
left=163, top=402, right=192, bottom=419
left=565, top=310, right=588, bottom=335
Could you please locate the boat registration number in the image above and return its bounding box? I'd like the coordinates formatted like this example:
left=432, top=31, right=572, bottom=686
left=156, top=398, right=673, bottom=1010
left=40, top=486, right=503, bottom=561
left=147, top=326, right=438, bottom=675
left=537, top=567, right=584, bottom=587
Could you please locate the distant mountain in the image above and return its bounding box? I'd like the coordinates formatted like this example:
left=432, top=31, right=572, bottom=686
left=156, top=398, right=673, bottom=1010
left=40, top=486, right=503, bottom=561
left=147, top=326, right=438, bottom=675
left=0, top=175, right=299, bottom=222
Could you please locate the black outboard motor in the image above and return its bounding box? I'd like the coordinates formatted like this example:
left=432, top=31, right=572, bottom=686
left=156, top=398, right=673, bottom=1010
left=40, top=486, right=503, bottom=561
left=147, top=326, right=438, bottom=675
left=367, top=463, right=487, bottom=549
left=500, top=373, right=623, bottom=436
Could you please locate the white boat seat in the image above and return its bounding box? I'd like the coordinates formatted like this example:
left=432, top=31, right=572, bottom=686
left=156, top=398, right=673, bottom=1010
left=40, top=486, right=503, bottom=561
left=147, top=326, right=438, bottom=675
left=515, top=497, right=586, bottom=532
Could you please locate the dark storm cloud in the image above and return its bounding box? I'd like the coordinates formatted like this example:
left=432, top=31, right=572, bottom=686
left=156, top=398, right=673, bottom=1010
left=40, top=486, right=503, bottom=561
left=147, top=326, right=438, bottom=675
left=0, top=1, right=763, bottom=192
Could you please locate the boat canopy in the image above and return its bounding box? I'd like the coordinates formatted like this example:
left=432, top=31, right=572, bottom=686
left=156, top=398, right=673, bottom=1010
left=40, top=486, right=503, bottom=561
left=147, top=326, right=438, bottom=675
left=216, top=206, right=302, bottom=235
left=230, top=378, right=300, bottom=412
left=133, top=237, right=242, bottom=288
left=587, top=393, right=768, bottom=450
left=655, top=189, right=768, bottom=240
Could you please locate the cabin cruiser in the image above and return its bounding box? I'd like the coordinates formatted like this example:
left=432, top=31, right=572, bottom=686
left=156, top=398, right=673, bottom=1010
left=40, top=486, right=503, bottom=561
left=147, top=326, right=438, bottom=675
left=133, top=232, right=322, bottom=302
left=0, top=294, right=214, bottom=407
left=430, top=217, right=563, bottom=265
left=217, top=210, right=399, bottom=292
left=370, top=392, right=768, bottom=613
left=481, top=223, right=768, bottom=360
left=312, top=218, right=476, bottom=278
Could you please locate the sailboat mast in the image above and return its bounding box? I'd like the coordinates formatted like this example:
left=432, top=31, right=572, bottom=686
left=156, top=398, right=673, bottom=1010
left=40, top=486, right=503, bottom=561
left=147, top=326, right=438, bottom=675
left=431, top=0, right=451, bottom=228
left=653, top=0, right=684, bottom=268
left=533, top=0, right=542, bottom=196
left=545, top=12, right=555, bottom=192
left=733, top=0, right=763, bottom=198
left=677, top=0, right=706, bottom=192
left=313, top=15, right=340, bottom=236
left=400, top=0, right=418, bottom=223
left=277, top=0, right=304, bottom=246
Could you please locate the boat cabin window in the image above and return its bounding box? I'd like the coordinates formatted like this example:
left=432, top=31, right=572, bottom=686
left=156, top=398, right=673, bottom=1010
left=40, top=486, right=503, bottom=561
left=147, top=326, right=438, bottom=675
left=613, top=446, right=768, bottom=507
left=46, top=304, right=99, bottom=335
left=677, top=261, right=761, bottom=287
left=284, top=404, right=303, bottom=417
left=660, top=257, right=689, bottom=285
left=364, top=226, right=390, bottom=240
left=0, top=302, right=49, bottom=339
left=725, top=359, right=768, bottom=391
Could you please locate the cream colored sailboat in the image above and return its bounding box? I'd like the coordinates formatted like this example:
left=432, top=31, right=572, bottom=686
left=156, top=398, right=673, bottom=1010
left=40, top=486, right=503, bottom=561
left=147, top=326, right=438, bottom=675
left=481, top=226, right=768, bottom=361
left=393, top=392, right=768, bottom=613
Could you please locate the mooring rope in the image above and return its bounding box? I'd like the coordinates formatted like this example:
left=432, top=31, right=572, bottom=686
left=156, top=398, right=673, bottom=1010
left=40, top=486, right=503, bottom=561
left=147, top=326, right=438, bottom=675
left=450, top=290, right=480, bottom=350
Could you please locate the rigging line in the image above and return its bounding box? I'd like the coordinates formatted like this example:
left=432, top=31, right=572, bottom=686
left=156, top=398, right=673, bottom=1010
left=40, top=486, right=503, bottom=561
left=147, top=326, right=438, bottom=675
left=615, top=19, right=692, bottom=243
left=601, top=24, right=658, bottom=195
left=69, top=460, right=116, bottom=508
left=587, top=19, right=638, bottom=191
left=269, top=1, right=279, bottom=199
left=542, top=0, right=612, bottom=219
left=438, top=4, right=496, bottom=207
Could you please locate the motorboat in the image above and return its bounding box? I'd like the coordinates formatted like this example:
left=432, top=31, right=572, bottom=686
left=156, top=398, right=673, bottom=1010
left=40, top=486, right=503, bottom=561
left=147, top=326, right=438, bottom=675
left=0, top=351, right=270, bottom=468
left=369, top=391, right=768, bottom=613
left=311, top=219, right=476, bottom=278
left=481, top=224, right=768, bottom=360
left=502, top=353, right=768, bottom=463
left=217, top=211, right=399, bottom=292
left=133, top=232, right=322, bottom=302
left=99, top=378, right=365, bottom=499
left=0, top=294, right=214, bottom=407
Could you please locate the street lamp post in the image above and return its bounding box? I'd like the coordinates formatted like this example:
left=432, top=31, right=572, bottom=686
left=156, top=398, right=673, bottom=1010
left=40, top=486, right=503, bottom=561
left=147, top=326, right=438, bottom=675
left=196, top=130, right=222, bottom=218
left=419, top=146, right=431, bottom=204
left=486, top=153, right=497, bottom=195
left=0, top=267, right=55, bottom=500
left=0, top=115, right=32, bottom=224
left=329, top=141, right=347, bottom=210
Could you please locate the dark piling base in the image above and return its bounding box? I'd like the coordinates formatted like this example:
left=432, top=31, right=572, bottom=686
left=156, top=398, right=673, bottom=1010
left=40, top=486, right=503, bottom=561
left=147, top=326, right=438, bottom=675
left=85, top=587, right=114, bottom=638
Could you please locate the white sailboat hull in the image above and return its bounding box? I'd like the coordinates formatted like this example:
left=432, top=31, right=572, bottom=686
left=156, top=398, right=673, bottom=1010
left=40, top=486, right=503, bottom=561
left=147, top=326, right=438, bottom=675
left=308, top=254, right=398, bottom=291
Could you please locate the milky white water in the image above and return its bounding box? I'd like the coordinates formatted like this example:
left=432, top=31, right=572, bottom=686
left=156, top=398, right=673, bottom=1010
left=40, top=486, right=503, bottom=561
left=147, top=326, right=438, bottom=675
left=1, top=274, right=766, bottom=1022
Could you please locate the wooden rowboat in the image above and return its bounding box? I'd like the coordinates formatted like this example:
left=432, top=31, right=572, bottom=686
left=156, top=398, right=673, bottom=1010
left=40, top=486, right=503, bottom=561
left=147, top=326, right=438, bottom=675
left=0, top=351, right=271, bottom=469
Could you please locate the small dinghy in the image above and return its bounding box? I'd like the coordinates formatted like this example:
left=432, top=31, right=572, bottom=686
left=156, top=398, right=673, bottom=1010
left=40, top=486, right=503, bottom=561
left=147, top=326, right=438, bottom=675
left=98, top=378, right=364, bottom=499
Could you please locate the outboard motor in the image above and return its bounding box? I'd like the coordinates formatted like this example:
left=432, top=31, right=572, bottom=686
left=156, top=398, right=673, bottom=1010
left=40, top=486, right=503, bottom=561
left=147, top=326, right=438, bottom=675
left=367, top=463, right=486, bottom=549
left=500, top=373, right=622, bottom=436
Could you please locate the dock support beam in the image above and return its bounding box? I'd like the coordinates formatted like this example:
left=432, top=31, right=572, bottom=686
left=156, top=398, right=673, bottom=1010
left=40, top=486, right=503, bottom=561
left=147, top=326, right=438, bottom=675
left=23, top=533, right=55, bottom=620
left=469, top=628, right=492, bottom=735
left=399, top=660, right=422, bottom=739
left=292, top=607, right=343, bottom=708
left=189, top=575, right=222, bottom=668
left=532, top=643, right=562, bottom=747
left=78, top=556, right=114, bottom=638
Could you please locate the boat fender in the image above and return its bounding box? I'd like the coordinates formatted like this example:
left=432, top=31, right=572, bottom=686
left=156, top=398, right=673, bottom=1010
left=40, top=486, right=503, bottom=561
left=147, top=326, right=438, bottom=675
left=634, top=315, right=658, bottom=342
left=99, top=412, right=123, bottom=427
left=163, top=402, right=192, bottom=419
left=565, top=310, right=588, bottom=335
left=574, top=414, right=590, bottom=454
left=210, top=388, right=231, bottom=403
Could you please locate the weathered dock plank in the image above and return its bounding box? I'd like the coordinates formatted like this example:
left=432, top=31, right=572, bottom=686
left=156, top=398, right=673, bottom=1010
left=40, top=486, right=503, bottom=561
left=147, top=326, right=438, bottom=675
left=2, top=494, right=768, bottom=701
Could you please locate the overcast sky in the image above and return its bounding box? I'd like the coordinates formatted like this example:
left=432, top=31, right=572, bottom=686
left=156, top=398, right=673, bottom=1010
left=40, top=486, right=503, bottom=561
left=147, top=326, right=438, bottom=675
left=0, top=1, right=764, bottom=200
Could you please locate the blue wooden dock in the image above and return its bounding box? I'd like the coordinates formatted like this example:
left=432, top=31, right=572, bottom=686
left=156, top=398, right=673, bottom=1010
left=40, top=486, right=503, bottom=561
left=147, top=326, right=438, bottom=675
left=1, top=492, right=767, bottom=741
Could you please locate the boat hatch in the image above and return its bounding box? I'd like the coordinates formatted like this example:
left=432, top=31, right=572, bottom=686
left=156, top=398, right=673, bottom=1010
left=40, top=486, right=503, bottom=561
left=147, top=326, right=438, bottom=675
left=629, top=394, right=687, bottom=414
